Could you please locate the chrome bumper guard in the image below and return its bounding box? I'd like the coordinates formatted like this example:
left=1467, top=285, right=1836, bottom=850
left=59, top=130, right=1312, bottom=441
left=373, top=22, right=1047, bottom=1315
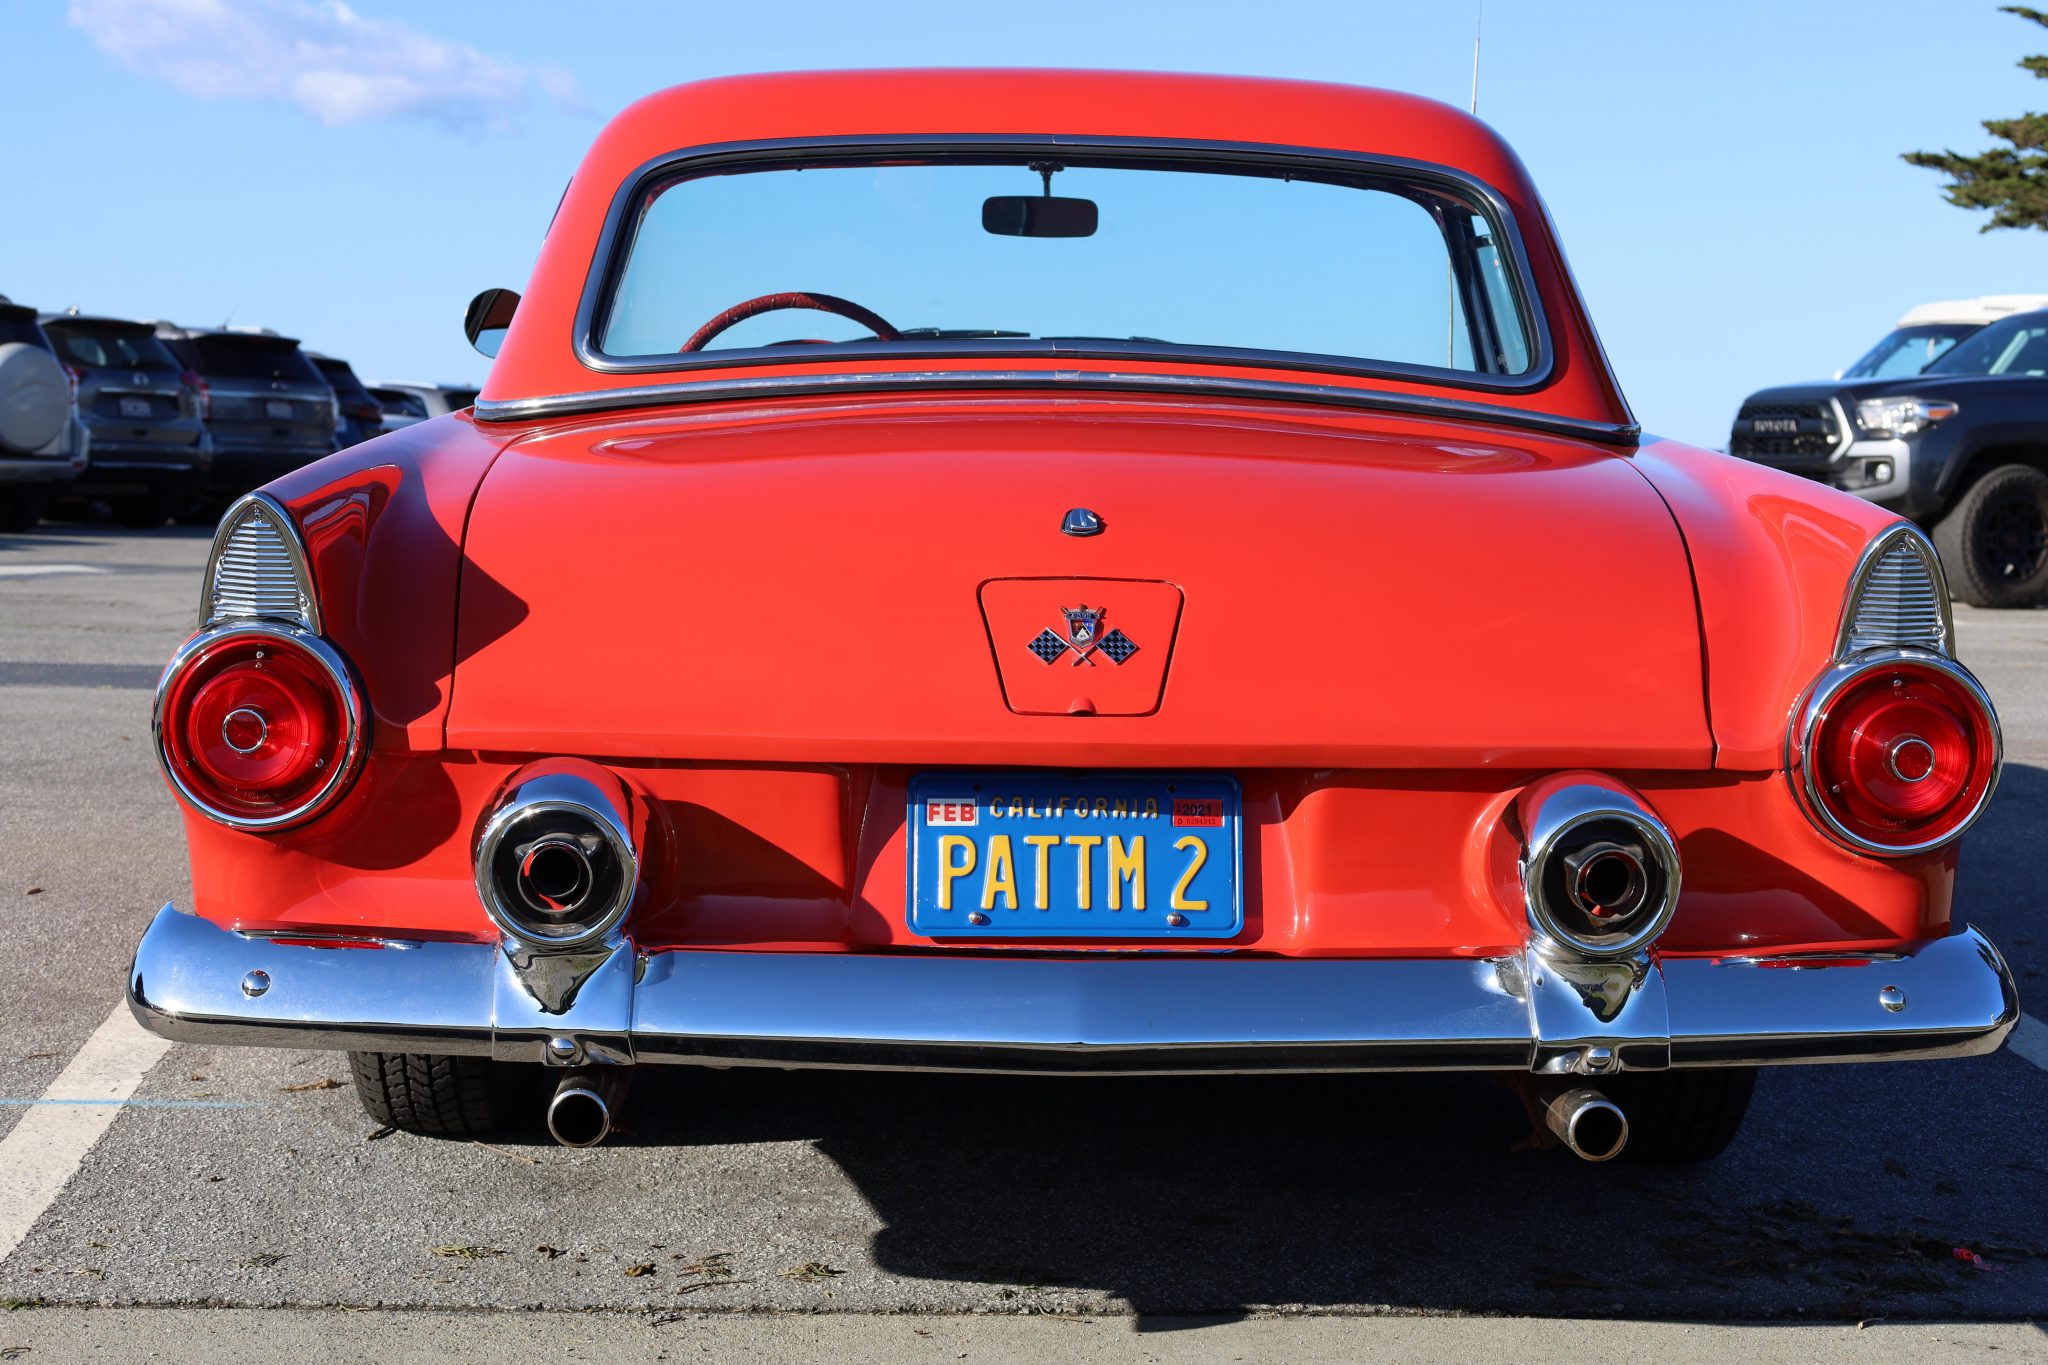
left=126, top=905, right=2019, bottom=1075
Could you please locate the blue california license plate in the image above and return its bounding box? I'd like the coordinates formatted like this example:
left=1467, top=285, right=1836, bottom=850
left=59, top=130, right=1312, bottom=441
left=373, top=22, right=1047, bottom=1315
left=907, top=773, right=1243, bottom=938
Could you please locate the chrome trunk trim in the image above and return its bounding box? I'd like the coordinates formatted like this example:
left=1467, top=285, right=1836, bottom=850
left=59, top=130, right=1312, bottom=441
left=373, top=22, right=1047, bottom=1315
left=473, top=369, right=1643, bottom=447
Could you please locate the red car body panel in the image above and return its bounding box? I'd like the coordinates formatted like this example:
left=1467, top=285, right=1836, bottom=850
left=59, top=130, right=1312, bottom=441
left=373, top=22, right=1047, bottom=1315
left=445, top=397, right=1710, bottom=767
left=160, top=71, right=1964, bottom=973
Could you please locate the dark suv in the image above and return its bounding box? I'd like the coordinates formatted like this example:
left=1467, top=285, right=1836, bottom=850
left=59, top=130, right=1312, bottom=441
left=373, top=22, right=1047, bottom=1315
left=307, top=352, right=384, bottom=448
left=42, top=313, right=211, bottom=527
left=155, top=326, right=336, bottom=517
left=1729, top=307, right=2048, bottom=607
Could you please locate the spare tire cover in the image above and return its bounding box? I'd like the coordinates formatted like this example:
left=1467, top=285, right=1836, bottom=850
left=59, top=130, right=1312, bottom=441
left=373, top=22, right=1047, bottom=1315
left=0, top=341, right=69, bottom=454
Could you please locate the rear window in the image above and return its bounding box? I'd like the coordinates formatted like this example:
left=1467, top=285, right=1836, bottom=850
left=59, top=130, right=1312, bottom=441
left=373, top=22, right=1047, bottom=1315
left=441, top=388, right=479, bottom=409
left=312, top=358, right=374, bottom=401
left=0, top=310, right=50, bottom=351
left=596, top=151, right=1540, bottom=381
left=371, top=389, right=430, bottom=418
left=46, top=322, right=181, bottom=371
left=187, top=337, right=324, bottom=384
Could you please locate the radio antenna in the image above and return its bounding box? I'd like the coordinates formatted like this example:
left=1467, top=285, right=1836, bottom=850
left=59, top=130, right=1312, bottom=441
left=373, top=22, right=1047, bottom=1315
left=1470, top=0, right=1483, bottom=115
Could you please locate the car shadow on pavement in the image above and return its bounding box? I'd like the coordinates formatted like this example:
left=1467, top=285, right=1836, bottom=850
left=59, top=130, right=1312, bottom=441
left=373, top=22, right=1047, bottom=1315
left=577, top=768, right=2048, bottom=1320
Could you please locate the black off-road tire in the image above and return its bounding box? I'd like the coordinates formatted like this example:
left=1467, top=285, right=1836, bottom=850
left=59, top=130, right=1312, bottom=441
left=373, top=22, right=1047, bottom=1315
left=112, top=491, right=175, bottom=530
left=0, top=485, right=50, bottom=532
left=1609, top=1067, right=1756, bottom=1165
left=1933, top=463, right=2048, bottom=608
left=348, top=1051, right=512, bottom=1136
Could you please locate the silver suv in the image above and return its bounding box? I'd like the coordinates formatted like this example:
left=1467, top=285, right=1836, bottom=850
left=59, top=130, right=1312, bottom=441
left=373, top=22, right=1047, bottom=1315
left=155, top=325, right=336, bottom=519
left=42, top=313, right=211, bottom=528
left=0, top=297, right=88, bottom=531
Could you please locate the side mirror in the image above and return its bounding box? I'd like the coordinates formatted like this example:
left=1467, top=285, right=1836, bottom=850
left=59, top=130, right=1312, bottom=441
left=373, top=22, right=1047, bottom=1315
left=464, top=287, right=520, bottom=358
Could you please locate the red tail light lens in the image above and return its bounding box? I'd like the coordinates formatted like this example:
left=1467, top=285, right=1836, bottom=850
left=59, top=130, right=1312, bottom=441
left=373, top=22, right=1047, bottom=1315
left=183, top=369, right=209, bottom=418
left=1791, top=653, right=2000, bottom=855
left=155, top=626, right=365, bottom=829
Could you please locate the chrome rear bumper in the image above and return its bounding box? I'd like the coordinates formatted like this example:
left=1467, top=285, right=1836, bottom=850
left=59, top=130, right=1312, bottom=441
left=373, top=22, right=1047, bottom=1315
left=126, top=905, right=2019, bottom=1075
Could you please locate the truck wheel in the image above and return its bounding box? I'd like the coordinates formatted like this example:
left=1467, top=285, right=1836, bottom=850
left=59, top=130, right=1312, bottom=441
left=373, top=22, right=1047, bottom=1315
left=1609, top=1067, right=1755, bottom=1164
left=348, top=1051, right=511, bottom=1136
left=1934, top=463, right=2048, bottom=608
left=113, top=491, right=175, bottom=530
left=0, top=486, right=50, bottom=532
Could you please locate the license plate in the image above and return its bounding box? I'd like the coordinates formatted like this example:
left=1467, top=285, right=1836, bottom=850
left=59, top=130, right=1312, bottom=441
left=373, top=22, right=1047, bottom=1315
left=908, top=773, right=1242, bottom=938
left=118, top=396, right=152, bottom=419
left=265, top=399, right=294, bottom=420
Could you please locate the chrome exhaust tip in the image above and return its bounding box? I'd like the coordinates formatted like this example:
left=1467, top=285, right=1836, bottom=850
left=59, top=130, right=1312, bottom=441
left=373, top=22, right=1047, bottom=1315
left=1544, top=1086, right=1628, bottom=1162
left=474, top=768, right=641, bottom=951
left=546, top=1070, right=626, bottom=1148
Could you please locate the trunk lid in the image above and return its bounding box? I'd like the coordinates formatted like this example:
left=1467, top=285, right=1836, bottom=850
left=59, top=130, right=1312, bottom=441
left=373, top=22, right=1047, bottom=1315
left=446, top=397, right=1711, bottom=769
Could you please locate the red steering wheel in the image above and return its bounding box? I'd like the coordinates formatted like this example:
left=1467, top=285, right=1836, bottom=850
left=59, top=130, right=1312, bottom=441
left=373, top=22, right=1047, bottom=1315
left=681, top=291, right=901, bottom=352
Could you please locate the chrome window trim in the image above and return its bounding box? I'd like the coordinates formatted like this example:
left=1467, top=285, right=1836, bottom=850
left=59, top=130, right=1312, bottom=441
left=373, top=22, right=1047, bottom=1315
left=152, top=622, right=369, bottom=832
left=1834, top=522, right=1954, bottom=659
left=1784, top=647, right=2003, bottom=858
left=562, top=133, right=1563, bottom=396
left=474, top=368, right=1642, bottom=446
left=199, top=491, right=321, bottom=634
left=1517, top=783, right=1682, bottom=961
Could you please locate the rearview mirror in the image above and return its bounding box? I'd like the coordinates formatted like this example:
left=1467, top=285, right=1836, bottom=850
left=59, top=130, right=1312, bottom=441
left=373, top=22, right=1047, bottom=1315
left=982, top=196, right=1098, bottom=238
left=464, top=287, right=521, bottom=358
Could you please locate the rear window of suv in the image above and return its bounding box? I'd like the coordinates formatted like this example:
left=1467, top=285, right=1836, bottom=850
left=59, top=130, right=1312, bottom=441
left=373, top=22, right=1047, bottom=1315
left=46, top=323, right=181, bottom=371
left=311, top=358, right=375, bottom=403
left=0, top=309, right=50, bottom=350
left=185, top=337, right=324, bottom=384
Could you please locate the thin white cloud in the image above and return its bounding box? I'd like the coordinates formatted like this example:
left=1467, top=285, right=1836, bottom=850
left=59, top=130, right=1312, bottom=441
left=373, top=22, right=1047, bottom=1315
left=67, top=0, right=584, bottom=131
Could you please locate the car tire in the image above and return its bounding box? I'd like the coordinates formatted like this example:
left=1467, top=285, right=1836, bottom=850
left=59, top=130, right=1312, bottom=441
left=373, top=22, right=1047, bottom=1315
left=347, top=1051, right=513, bottom=1136
left=172, top=498, right=226, bottom=528
left=1933, top=463, right=2048, bottom=608
left=1607, top=1067, right=1756, bottom=1165
left=0, top=485, right=50, bottom=532
left=112, top=492, right=175, bottom=530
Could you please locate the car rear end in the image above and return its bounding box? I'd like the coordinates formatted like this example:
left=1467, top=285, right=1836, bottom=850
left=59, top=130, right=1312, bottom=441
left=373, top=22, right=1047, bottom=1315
left=159, top=328, right=335, bottom=511
left=367, top=386, right=428, bottom=433
left=42, top=315, right=210, bottom=526
left=0, top=301, right=89, bottom=526
left=308, top=354, right=384, bottom=448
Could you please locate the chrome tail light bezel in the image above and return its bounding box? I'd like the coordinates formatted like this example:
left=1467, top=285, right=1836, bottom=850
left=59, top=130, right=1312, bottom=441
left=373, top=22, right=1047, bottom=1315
left=1835, top=523, right=1953, bottom=659
left=152, top=621, right=368, bottom=831
left=199, top=491, right=321, bottom=633
left=1786, top=647, right=2003, bottom=858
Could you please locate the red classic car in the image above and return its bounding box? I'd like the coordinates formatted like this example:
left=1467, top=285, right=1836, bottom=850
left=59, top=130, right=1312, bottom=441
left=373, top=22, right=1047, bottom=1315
left=129, top=70, right=2017, bottom=1161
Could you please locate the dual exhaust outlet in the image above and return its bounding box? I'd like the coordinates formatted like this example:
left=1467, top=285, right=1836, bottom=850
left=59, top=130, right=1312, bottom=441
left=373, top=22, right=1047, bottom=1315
left=482, top=767, right=1673, bottom=1154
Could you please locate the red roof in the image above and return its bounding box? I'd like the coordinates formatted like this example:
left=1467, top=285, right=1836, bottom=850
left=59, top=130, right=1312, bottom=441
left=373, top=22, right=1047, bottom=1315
left=484, top=69, right=1629, bottom=428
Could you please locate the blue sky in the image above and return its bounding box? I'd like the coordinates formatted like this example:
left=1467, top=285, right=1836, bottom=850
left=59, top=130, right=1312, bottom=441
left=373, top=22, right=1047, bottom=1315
left=4, top=0, right=2046, bottom=447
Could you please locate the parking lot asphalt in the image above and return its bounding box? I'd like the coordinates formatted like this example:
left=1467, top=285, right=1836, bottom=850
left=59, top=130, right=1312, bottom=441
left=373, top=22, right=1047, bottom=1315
left=0, top=526, right=2043, bottom=1343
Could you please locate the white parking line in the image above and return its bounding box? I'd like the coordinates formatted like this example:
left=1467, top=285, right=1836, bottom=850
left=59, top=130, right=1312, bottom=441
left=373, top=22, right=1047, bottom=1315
left=2010, top=1012, right=2048, bottom=1074
left=0, top=564, right=109, bottom=578
left=0, top=1004, right=170, bottom=1263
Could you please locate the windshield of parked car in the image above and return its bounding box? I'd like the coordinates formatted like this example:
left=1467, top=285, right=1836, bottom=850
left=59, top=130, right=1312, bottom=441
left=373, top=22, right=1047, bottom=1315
left=1842, top=323, right=1976, bottom=379
left=46, top=322, right=182, bottom=371
left=186, top=337, right=325, bottom=384
left=598, top=154, right=1537, bottom=379
left=1922, top=312, right=2048, bottom=377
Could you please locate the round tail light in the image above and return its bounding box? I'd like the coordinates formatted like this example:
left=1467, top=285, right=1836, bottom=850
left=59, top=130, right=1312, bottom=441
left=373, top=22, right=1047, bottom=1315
left=1790, top=651, right=2000, bottom=855
left=155, top=625, right=366, bottom=830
